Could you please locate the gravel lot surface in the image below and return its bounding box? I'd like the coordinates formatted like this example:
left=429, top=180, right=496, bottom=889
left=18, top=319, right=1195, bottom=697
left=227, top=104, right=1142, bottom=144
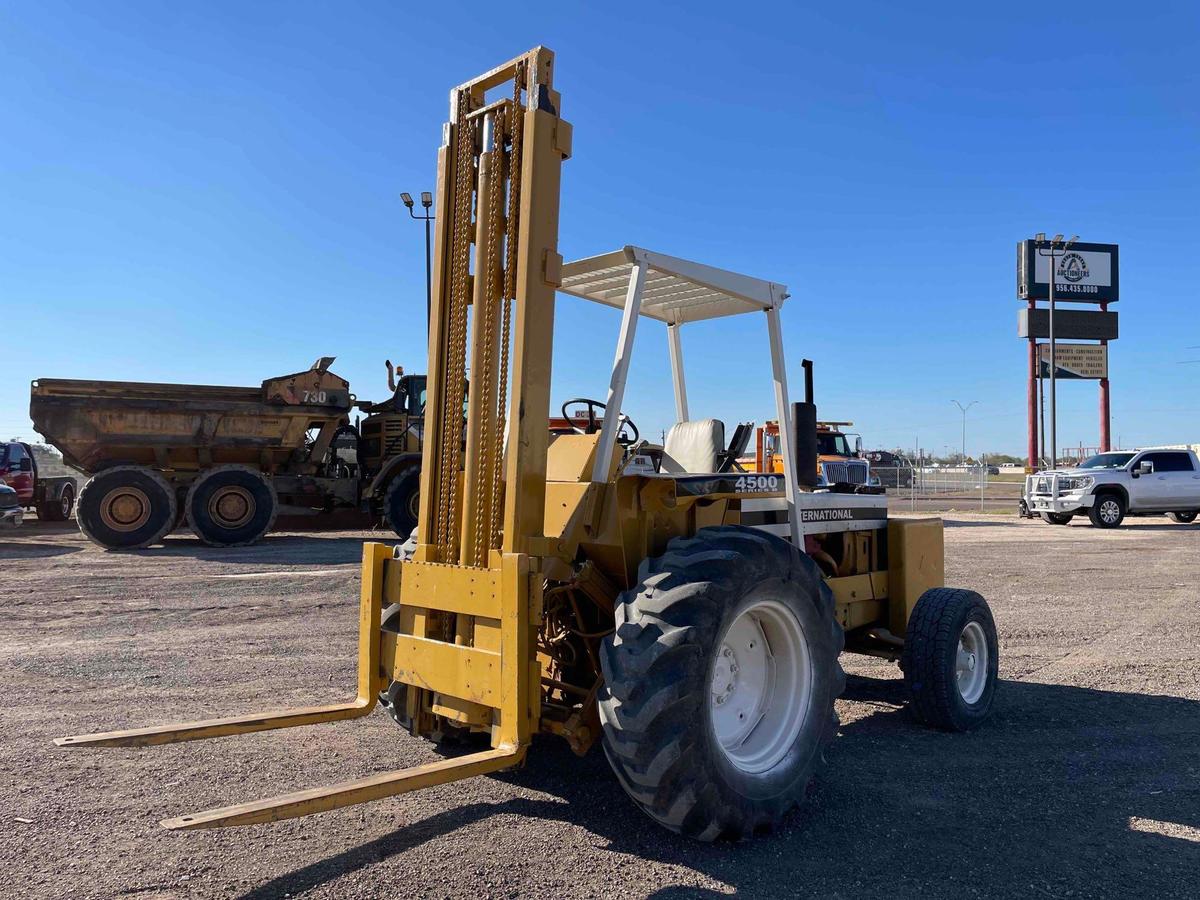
left=2, top=515, right=1197, bottom=899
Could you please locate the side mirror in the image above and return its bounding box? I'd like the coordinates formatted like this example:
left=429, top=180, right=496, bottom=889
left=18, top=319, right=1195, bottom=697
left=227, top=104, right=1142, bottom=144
left=19, top=458, right=32, bottom=472
left=854, top=436, right=863, bottom=455
left=1136, top=461, right=1153, bottom=476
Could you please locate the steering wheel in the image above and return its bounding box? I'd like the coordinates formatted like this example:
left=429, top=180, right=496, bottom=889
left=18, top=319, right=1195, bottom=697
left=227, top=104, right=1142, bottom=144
left=560, top=398, right=640, bottom=446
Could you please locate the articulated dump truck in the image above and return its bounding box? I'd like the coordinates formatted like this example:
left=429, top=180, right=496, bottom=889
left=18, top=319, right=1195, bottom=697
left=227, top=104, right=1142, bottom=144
left=30, top=358, right=427, bottom=549
left=57, top=47, right=999, bottom=842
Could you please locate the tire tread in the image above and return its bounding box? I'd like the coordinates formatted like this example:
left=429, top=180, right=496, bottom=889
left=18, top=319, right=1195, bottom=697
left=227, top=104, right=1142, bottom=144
left=599, top=525, right=844, bottom=841
left=77, top=466, right=176, bottom=550
left=901, top=587, right=997, bottom=731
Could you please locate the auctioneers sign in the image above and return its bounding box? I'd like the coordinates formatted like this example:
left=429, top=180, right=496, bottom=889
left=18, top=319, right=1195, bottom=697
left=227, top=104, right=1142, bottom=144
left=1038, top=343, right=1108, bottom=379
left=1017, top=241, right=1119, bottom=303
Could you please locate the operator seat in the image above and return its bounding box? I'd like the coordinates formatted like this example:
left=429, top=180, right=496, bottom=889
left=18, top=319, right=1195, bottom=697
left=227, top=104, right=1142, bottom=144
left=660, top=419, right=726, bottom=474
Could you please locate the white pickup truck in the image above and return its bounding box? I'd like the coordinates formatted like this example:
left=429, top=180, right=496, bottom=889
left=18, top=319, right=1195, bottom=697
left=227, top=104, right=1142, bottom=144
left=1024, top=448, right=1200, bottom=528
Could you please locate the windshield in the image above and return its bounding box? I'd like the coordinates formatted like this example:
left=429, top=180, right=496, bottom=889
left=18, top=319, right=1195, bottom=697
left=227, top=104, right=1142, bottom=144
left=817, top=433, right=851, bottom=456
left=0, top=445, right=7, bottom=464
left=1077, top=452, right=1135, bottom=469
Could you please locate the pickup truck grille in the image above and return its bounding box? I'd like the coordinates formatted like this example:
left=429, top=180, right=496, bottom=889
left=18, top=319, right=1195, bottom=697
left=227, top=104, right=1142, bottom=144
left=1027, top=474, right=1066, bottom=497
left=823, top=460, right=869, bottom=485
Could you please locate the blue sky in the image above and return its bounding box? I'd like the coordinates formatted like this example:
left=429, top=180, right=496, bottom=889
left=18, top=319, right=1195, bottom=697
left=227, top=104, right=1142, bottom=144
left=2, top=1, right=1198, bottom=459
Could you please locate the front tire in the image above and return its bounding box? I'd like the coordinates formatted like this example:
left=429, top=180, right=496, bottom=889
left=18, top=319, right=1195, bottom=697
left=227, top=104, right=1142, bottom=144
left=1167, top=511, right=1198, bottom=524
left=77, top=466, right=176, bottom=550
left=186, top=465, right=277, bottom=547
left=1040, top=511, right=1072, bottom=525
left=901, top=588, right=998, bottom=732
left=599, top=526, right=844, bottom=841
left=1088, top=492, right=1126, bottom=528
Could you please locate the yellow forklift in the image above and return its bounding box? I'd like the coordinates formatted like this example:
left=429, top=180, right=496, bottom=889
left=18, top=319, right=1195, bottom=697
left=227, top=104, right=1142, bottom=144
left=57, top=47, right=998, bottom=841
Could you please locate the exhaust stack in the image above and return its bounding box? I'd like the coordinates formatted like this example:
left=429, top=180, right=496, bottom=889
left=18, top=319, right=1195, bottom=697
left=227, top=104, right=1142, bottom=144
left=793, top=359, right=819, bottom=489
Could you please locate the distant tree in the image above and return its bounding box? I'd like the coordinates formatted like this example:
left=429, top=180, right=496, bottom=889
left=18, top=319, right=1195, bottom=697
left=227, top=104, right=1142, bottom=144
left=982, top=452, right=1024, bottom=466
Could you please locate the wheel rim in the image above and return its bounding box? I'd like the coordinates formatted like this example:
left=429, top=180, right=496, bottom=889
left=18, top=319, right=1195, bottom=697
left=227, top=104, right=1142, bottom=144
left=61, top=493, right=71, bottom=517
left=709, top=598, right=812, bottom=775
left=209, top=485, right=255, bottom=529
left=99, top=486, right=151, bottom=533
left=407, top=489, right=420, bottom=522
left=1100, top=499, right=1120, bottom=524
left=956, top=621, right=989, bottom=705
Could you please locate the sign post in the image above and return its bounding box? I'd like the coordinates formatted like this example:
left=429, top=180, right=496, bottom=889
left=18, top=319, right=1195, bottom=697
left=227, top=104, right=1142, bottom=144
left=1017, top=239, right=1119, bottom=469
left=1027, top=300, right=1038, bottom=467
left=1099, top=301, right=1111, bottom=451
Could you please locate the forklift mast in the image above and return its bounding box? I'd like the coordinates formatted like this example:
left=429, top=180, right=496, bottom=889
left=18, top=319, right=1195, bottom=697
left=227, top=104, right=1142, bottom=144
left=415, top=46, right=568, bottom=570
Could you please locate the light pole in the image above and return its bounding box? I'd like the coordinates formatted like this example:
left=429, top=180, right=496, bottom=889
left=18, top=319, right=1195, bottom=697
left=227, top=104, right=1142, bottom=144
left=952, top=400, right=978, bottom=466
left=1034, top=232, right=1078, bottom=468
left=401, top=191, right=435, bottom=338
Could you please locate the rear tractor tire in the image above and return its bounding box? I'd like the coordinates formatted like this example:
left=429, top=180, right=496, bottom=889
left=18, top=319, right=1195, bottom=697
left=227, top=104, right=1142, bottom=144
left=1040, top=512, right=1073, bottom=525
left=77, top=466, right=176, bottom=550
left=901, top=588, right=998, bottom=732
left=1088, top=492, right=1126, bottom=529
left=599, top=525, right=845, bottom=841
left=38, top=483, right=75, bottom=522
left=186, top=465, right=277, bottom=547
left=382, top=467, right=421, bottom=538
left=1167, top=511, right=1198, bottom=524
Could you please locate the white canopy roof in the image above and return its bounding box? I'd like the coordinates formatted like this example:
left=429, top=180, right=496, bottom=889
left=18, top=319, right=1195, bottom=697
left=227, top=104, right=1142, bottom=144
left=559, top=246, right=788, bottom=325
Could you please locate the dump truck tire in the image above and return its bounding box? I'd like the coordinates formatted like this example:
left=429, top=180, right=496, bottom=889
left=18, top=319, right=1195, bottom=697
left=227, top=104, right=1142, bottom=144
left=901, top=587, right=998, bottom=732
left=1168, top=511, right=1197, bottom=523
left=1088, top=491, right=1125, bottom=528
left=1040, top=511, right=1072, bottom=525
left=598, top=525, right=844, bottom=841
left=77, top=466, right=176, bottom=550
left=186, top=465, right=277, bottom=547
left=38, top=483, right=75, bottom=521
left=382, top=467, right=420, bottom=538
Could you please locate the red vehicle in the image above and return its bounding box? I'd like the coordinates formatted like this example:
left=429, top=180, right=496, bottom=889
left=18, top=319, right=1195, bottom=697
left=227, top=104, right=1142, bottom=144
left=0, top=441, right=77, bottom=521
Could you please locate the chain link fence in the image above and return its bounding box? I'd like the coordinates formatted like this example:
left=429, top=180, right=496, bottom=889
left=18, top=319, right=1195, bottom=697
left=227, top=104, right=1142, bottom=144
left=872, top=465, right=1024, bottom=513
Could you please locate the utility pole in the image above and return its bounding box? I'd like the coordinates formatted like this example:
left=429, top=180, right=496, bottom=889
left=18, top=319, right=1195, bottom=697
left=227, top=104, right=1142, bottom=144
left=952, top=400, right=978, bottom=466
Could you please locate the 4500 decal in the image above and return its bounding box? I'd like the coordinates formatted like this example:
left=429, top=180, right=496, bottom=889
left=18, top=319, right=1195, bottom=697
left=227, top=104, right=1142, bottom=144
left=734, top=475, right=780, bottom=493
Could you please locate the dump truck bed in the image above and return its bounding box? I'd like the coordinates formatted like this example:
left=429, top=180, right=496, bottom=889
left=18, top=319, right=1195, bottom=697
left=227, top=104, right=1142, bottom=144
left=35, top=377, right=266, bottom=404
left=30, top=364, right=351, bottom=475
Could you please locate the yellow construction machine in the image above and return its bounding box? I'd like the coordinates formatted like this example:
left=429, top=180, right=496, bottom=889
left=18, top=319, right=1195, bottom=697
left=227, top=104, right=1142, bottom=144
left=57, top=47, right=999, bottom=841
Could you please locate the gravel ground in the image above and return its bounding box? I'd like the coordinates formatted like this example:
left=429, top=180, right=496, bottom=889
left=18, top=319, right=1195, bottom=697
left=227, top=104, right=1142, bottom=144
left=1, top=515, right=1198, bottom=899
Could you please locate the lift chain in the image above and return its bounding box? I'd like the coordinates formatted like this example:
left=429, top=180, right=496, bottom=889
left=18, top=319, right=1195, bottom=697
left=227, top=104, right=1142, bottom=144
left=469, top=104, right=507, bottom=567
left=491, top=62, right=525, bottom=548
left=437, top=87, right=477, bottom=561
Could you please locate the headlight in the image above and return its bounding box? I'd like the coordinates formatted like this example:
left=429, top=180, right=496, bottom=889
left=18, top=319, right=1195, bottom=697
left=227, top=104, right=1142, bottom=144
left=1058, top=475, right=1094, bottom=491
